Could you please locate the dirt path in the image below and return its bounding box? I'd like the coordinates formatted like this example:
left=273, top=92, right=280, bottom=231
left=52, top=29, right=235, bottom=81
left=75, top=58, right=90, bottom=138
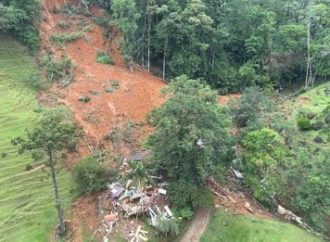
left=180, top=208, right=211, bottom=242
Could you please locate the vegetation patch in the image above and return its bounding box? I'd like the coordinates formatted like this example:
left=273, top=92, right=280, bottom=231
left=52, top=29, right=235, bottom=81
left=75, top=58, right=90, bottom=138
left=50, top=31, right=85, bottom=44
left=41, top=53, right=75, bottom=87
left=105, top=80, right=120, bottom=93
left=96, top=52, right=113, bottom=65
left=201, top=209, right=323, bottom=242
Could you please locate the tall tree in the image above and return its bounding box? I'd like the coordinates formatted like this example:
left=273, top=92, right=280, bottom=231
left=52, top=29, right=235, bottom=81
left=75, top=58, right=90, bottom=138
left=112, top=0, right=141, bottom=69
left=148, top=75, right=234, bottom=208
left=12, top=107, right=78, bottom=237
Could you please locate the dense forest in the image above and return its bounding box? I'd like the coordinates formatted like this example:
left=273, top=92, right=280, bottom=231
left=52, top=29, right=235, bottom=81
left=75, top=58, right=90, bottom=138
left=111, top=0, right=330, bottom=92
left=0, top=0, right=329, bottom=241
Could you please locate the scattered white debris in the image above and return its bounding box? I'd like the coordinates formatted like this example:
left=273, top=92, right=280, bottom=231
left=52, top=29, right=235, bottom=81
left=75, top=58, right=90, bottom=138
left=158, top=188, right=167, bottom=195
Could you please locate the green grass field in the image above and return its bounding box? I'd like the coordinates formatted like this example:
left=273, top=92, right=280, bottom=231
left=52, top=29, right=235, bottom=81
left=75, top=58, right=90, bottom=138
left=201, top=210, right=323, bottom=242
left=0, top=35, right=73, bottom=242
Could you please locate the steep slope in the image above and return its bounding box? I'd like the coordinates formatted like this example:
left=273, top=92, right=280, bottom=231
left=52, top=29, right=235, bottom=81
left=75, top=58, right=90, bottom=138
left=40, top=1, right=165, bottom=154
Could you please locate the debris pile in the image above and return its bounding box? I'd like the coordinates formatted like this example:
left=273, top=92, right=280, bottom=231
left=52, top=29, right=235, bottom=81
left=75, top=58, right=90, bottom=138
left=96, top=177, right=173, bottom=241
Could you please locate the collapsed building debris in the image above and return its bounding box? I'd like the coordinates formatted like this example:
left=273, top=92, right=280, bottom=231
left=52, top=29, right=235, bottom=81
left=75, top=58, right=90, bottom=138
left=95, top=176, right=171, bottom=241
left=129, top=225, right=149, bottom=242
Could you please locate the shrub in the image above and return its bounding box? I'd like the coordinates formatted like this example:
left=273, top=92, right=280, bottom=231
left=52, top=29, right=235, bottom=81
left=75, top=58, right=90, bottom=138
left=168, top=180, right=212, bottom=209
left=93, top=16, right=110, bottom=28
left=153, top=217, right=179, bottom=237
left=50, top=32, right=84, bottom=44
left=41, top=54, right=75, bottom=85
left=78, top=96, right=90, bottom=103
left=229, top=86, right=274, bottom=128
left=242, top=128, right=288, bottom=205
left=73, top=156, right=108, bottom=194
left=57, top=20, right=70, bottom=29
left=105, top=80, right=120, bottom=93
left=96, top=52, right=113, bottom=64
left=296, top=116, right=312, bottom=130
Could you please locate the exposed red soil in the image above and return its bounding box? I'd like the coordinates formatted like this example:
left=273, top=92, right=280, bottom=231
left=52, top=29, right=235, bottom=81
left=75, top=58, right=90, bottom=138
left=218, top=94, right=241, bottom=106
left=40, top=1, right=165, bottom=241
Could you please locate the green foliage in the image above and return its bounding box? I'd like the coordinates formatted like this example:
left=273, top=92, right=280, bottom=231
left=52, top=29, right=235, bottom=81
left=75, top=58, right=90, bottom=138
left=0, top=1, right=40, bottom=51
left=73, top=156, right=108, bottom=194
left=128, top=160, right=149, bottom=185
left=229, top=86, right=274, bottom=128
left=148, top=75, right=234, bottom=208
left=242, top=128, right=289, bottom=205
left=111, top=0, right=140, bottom=61
left=282, top=151, right=330, bottom=233
left=168, top=180, right=212, bottom=209
left=174, top=207, right=194, bottom=220
left=296, top=115, right=312, bottom=130
left=153, top=217, right=179, bottom=237
left=109, top=0, right=330, bottom=90
left=41, top=54, right=75, bottom=86
left=96, top=52, right=113, bottom=64
left=50, top=32, right=85, bottom=44
left=12, top=106, right=78, bottom=159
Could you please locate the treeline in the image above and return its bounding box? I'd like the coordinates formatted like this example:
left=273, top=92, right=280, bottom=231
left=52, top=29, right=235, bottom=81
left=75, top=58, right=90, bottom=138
left=111, top=0, right=330, bottom=92
left=0, top=0, right=40, bottom=51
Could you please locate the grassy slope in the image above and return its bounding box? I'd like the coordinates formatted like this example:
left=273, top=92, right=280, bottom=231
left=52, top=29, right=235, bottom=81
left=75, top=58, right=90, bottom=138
left=286, top=82, right=330, bottom=148
left=0, top=35, right=73, bottom=242
left=201, top=210, right=323, bottom=242
left=285, top=82, right=330, bottom=231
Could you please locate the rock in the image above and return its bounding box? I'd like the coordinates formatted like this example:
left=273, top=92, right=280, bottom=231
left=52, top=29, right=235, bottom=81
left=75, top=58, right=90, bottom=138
left=244, top=202, right=254, bottom=213
left=314, top=136, right=324, bottom=143
left=306, top=112, right=316, bottom=119
left=277, top=205, right=287, bottom=215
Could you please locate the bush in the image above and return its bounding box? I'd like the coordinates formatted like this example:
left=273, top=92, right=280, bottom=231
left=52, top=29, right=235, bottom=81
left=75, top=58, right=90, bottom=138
left=50, top=32, right=84, bottom=43
left=229, top=86, right=274, bottom=128
left=168, top=180, right=212, bottom=209
left=0, top=1, right=41, bottom=51
left=78, top=96, right=91, bottom=103
left=242, top=128, right=288, bottom=205
left=41, top=54, right=75, bottom=85
left=96, top=52, right=113, bottom=64
left=105, top=80, right=120, bottom=93
left=296, top=116, right=312, bottom=130
left=73, top=156, right=108, bottom=194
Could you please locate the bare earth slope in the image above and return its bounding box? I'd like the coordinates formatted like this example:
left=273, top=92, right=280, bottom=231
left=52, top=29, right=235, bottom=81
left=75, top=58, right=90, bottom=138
left=41, top=0, right=165, bottom=152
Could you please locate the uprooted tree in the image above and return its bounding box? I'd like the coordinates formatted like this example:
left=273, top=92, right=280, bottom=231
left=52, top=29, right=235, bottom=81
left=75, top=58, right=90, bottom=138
left=147, top=75, right=234, bottom=209
left=12, top=106, right=78, bottom=237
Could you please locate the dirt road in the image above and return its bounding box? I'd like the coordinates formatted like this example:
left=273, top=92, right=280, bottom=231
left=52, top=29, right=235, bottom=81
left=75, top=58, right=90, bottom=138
left=180, top=208, right=211, bottom=242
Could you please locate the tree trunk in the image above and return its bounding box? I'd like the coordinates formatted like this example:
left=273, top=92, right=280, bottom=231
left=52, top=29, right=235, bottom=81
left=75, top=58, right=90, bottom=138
left=147, top=12, right=151, bottom=72
left=162, top=36, right=168, bottom=80
left=48, top=150, right=65, bottom=237
left=305, top=1, right=314, bottom=89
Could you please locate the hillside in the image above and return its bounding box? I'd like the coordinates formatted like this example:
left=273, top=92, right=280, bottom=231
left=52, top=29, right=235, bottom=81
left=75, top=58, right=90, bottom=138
left=0, top=35, right=73, bottom=242
left=0, top=0, right=329, bottom=242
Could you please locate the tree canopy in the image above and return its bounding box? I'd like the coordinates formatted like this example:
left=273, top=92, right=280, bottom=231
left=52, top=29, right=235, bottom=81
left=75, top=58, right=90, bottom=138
left=147, top=75, right=234, bottom=208
left=112, top=0, right=330, bottom=91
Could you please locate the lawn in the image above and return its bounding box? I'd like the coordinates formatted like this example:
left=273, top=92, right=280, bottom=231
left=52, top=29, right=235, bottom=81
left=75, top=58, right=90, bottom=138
left=201, top=209, right=323, bottom=242
left=0, top=35, right=73, bottom=242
